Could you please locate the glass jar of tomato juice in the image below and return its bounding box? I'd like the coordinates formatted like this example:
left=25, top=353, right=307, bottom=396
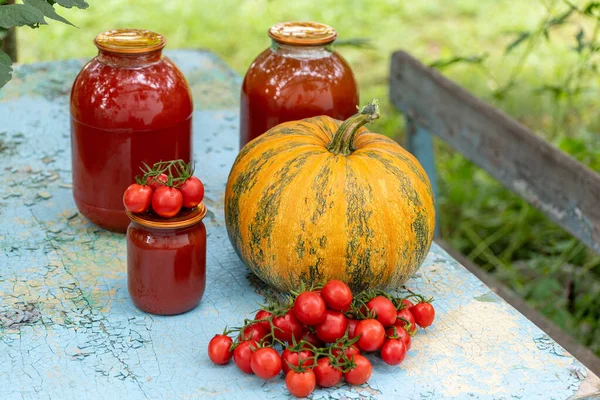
left=71, top=29, right=193, bottom=232
left=126, top=204, right=207, bottom=315
left=239, top=21, right=360, bottom=148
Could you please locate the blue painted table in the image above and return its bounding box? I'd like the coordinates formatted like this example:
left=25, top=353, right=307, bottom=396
left=0, top=50, right=598, bottom=400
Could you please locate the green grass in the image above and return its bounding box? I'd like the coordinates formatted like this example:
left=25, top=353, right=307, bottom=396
left=15, top=0, right=600, bottom=355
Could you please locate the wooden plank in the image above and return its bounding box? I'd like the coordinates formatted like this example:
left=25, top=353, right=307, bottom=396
left=389, top=50, right=600, bottom=254
left=405, top=117, right=441, bottom=237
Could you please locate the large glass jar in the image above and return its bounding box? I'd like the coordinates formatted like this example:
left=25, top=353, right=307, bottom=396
left=240, top=22, right=359, bottom=148
left=126, top=205, right=207, bottom=316
left=71, top=29, right=193, bottom=232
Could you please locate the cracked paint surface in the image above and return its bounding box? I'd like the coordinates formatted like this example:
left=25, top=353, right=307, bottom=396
left=0, top=50, right=598, bottom=400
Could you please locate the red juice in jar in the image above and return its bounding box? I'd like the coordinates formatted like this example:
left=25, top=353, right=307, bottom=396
left=240, top=22, right=359, bottom=148
left=71, top=29, right=193, bottom=232
left=126, top=205, right=207, bottom=315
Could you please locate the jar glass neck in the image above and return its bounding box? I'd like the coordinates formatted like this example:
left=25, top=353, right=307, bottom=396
left=271, top=40, right=333, bottom=58
left=97, top=49, right=163, bottom=67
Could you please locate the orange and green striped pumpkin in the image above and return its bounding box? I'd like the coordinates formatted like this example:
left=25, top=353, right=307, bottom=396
left=225, top=101, right=435, bottom=292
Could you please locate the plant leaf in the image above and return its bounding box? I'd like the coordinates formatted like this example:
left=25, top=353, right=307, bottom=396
left=428, top=53, right=488, bottom=70
left=505, top=31, right=530, bottom=54
left=0, top=46, right=13, bottom=89
left=583, top=1, right=600, bottom=17
left=547, top=8, right=574, bottom=27
left=574, top=27, right=585, bottom=53
left=52, top=0, right=89, bottom=9
left=23, top=0, right=73, bottom=26
left=0, top=3, right=47, bottom=29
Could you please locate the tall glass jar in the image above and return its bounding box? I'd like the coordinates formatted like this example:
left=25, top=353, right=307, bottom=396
left=126, top=205, right=207, bottom=316
left=71, top=29, right=193, bottom=232
left=240, top=22, right=359, bottom=148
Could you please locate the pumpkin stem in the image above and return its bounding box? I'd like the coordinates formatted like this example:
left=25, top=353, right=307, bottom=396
left=327, top=99, right=380, bottom=156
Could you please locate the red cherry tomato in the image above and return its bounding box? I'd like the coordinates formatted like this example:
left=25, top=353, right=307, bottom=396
left=411, top=302, right=435, bottom=328
left=401, top=298, right=415, bottom=309
left=123, top=184, right=153, bottom=213
left=273, top=310, right=303, bottom=343
left=396, top=308, right=417, bottom=334
left=315, top=310, right=348, bottom=343
left=145, top=173, right=168, bottom=191
left=207, top=334, right=233, bottom=365
left=314, top=357, right=342, bottom=388
left=250, top=347, right=282, bottom=380
left=151, top=186, right=183, bottom=218
left=385, top=326, right=411, bottom=350
left=380, top=338, right=407, bottom=366
left=254, top=310, right=273, bottom=331
left=285, top=369, right=316, bottom=398
left=300, top=330, right=324, bottom=349
left=331, top=342, right=361, bottom=359
left=180, top=176, right=205, bottom=208
left=321, top=280, right=353, bottom=311
left=347, top=318, right=360, bottom=339
left=293, top=291, right=326, bottom=326
left=344, top=355, right=372, bottom=385
left=354, top=319, right=385, bottom=352
left=281, top=349, right=315, bottom=375
left=233, top=340, right=258, bottom=374
left=240, top=323, right=270, bottom=343
left=366, top=296, right=397, bottom=327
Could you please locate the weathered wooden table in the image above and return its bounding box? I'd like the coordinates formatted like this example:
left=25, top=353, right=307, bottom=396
left=0, top=50, right=598, bottom=400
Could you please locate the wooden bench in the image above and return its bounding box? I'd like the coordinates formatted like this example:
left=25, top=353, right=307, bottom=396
left=389, top=50, right=600, bottom=374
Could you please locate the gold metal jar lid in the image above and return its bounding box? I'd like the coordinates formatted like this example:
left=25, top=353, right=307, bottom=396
left=126, top=202, right=207, bottom=230
left=94, top=29, right=166, bottom=54
left=268, top=22, right=337, bottom=46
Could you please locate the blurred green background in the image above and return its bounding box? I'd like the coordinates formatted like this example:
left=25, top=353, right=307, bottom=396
left=15, top=0, right=600, bottom=355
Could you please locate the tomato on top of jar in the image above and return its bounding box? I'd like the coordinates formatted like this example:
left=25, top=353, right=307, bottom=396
left=123, top=160, right=207, bottom=316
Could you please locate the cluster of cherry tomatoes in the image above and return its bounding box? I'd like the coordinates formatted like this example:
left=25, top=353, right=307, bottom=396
left=207, top=280, right=435, bottom=398
left=123, top=160, right=205, bottom=218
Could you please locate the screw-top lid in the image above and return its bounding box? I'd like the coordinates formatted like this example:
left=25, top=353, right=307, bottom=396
left=268, top=22, right=337, bottom=46
left=94, top=29, right=166, bottom=54
left=126, top=202, right=207, bottom=230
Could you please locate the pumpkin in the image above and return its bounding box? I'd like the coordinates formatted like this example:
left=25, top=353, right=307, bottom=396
left=225, top=100, right=435, bottom=292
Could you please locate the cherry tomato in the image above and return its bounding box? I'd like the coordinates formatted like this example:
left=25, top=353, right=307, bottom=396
left=233, top=340, right=258, bottom=374
left=293, top=291, right=326, bottom=326
left=123, top=184, right=153, bottom=213
left=344, top=355, right=372, bottom=385
left=314, top=357, right=342, bottom=388
left=151, top=186, right=183, bottom=218
left=331, top=342, right=361, bottom=359
left=254, top=310, right=272, bottom=331
left=380, top=338, right=407, bottom=366
left=273, top=310, right=304, bottom=343
left=281, top=349, right=315, bottom=375
left=286, top=369, right=316, bottom=398
left=250, top=347, right=282, bottom=380
left=385, top=326, right=411, bottom=350
left=321, top=280, right=353, bottom=311
left=145, top=173, right=168, bottom=191
left=240, top=323, right=270, bottom=343
left=315, top=310, right=348, bottom=343
left=396, top=308, right=417, bottom=334
left=347, top=318, right=360, bottom=339
left=354, top=319, right=385, bottom=352
left=300, top=329, right=324, bottom=349
left=411, top=302, right=435, bottom=328
left=366, top=296, right=397, bottom=327
left=207, top=334, right=233, bottom=365
left=180, top=176, right=205, bottom=208
left=401, top=298, right=414, bottom=309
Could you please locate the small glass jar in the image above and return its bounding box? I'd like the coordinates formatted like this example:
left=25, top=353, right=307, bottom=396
left=71, top=29, right=193, bottom=232
left=240, top=21, right=359, bottom=148
left=126, top=205, right=207, bottom=316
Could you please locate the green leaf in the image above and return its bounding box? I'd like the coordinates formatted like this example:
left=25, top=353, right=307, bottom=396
left=583, top=1, right=600, bottom=17
left=23, top=0, right=73, bottom=26
left=505, top=31, right=530, bottom=54
left=0, top=46, right=13, bottom=89
left=574, top=27, right=585, bottom=53
left=52, top=0, right=89, bottom=9
left=0, top=3, right=47, bottom=29
left=547, top=8, right=574, bottom=27
left=428, top=53, right=488, bottom=70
